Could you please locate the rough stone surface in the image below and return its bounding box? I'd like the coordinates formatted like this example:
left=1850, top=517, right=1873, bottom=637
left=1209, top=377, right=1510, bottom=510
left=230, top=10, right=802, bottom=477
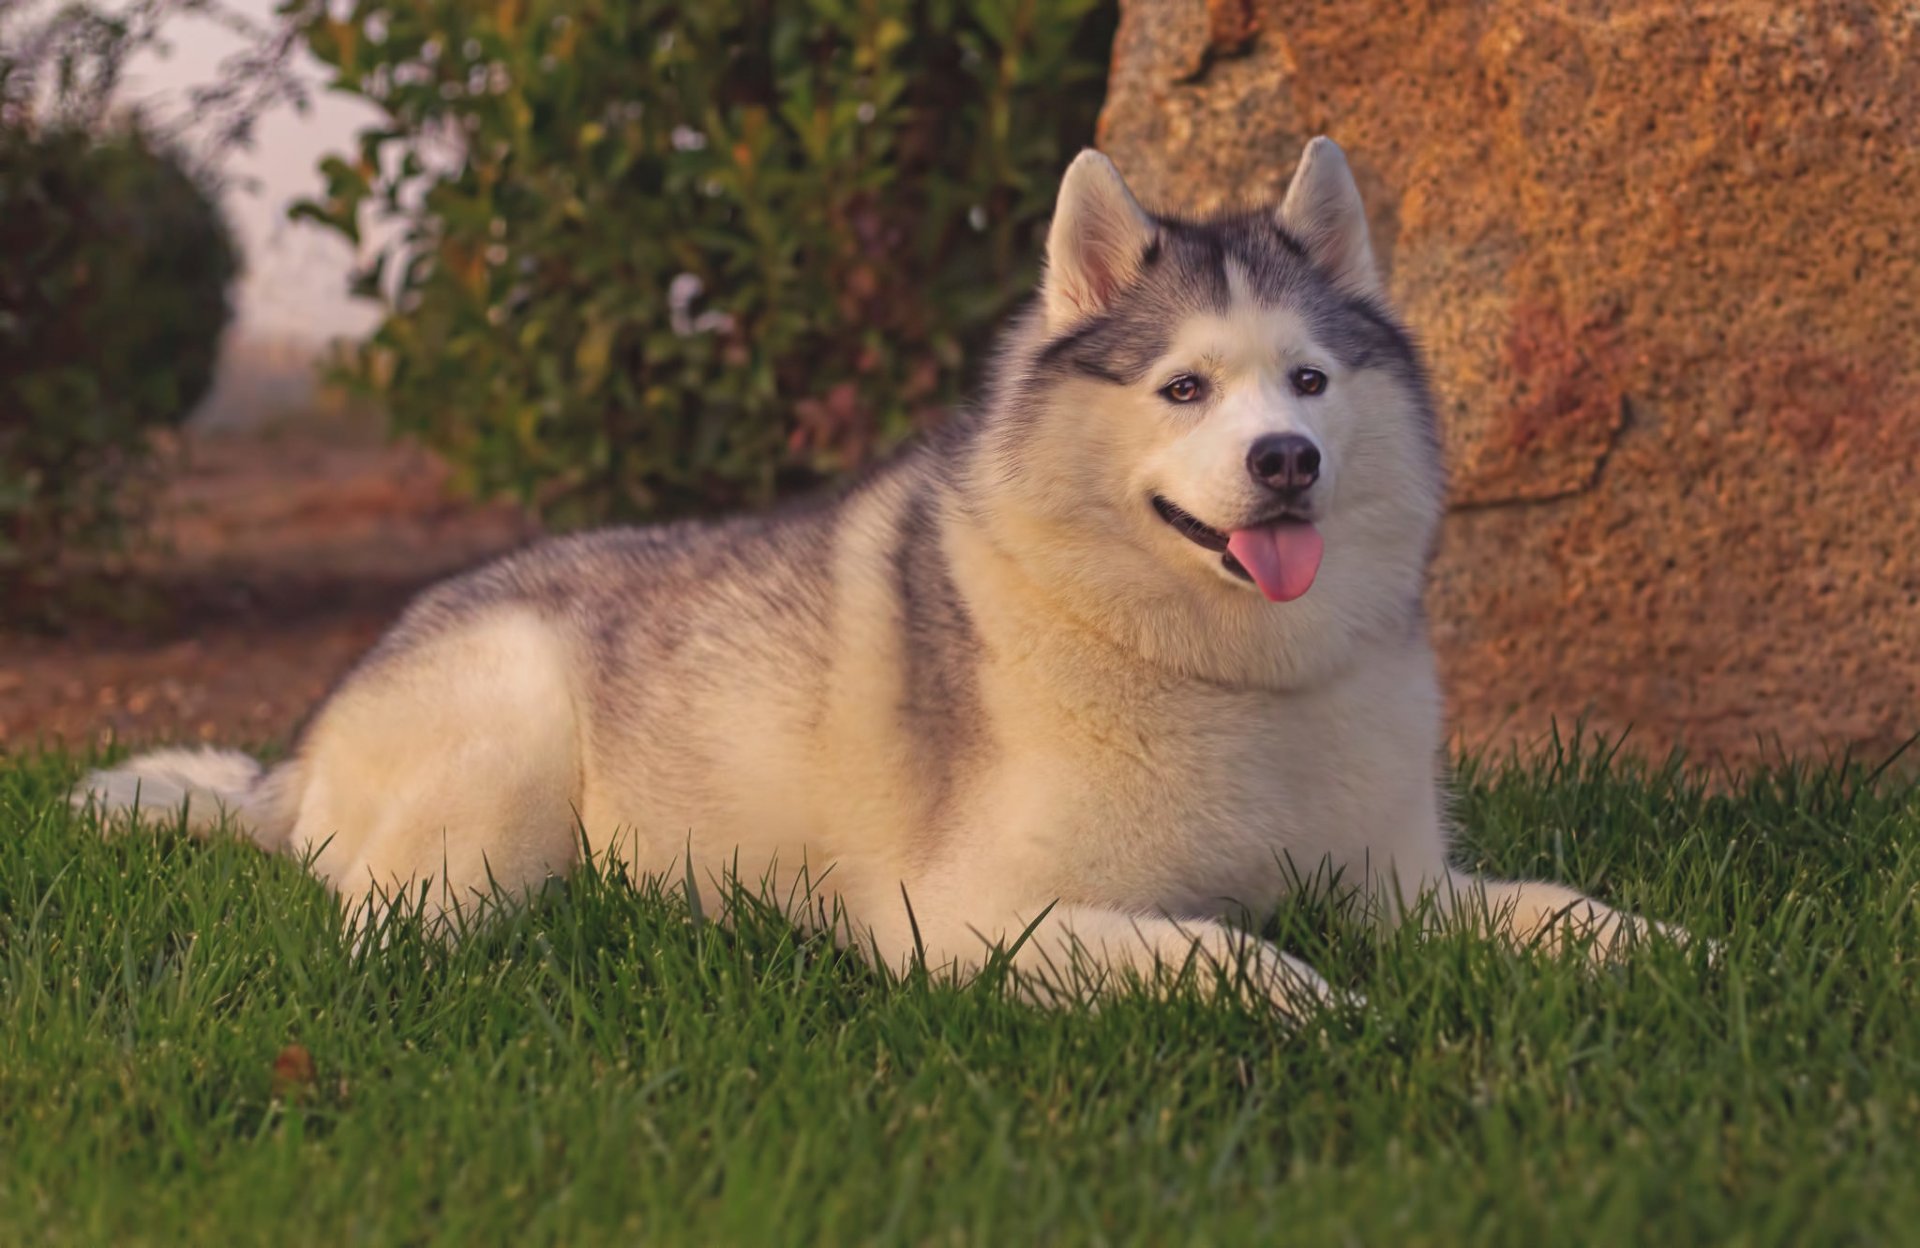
left=1099, top=0, right=1920, bottom=768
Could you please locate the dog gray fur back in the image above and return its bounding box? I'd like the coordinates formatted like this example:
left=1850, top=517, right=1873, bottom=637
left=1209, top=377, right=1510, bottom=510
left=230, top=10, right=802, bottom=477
left=336, top=444, right=981, bottom=825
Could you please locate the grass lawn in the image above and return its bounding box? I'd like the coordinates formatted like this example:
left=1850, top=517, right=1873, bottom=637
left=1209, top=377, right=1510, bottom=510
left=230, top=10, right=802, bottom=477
left=3, top=738, right=1917, bottom=1244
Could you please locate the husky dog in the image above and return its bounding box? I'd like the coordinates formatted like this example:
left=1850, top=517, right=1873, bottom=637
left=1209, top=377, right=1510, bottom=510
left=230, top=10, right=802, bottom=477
left=79, top=139, right=1681, bottom=1010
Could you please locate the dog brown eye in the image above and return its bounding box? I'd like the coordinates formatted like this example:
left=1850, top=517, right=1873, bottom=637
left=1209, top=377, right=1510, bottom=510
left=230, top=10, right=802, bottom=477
left=1290, top=366, right=1328, bottom=396
left=1162, top=375, right=1204, bottom=403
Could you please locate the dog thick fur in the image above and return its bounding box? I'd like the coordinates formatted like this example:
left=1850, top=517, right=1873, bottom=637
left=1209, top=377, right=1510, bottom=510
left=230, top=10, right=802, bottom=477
left=79, top=140, right=1681, bottom=1010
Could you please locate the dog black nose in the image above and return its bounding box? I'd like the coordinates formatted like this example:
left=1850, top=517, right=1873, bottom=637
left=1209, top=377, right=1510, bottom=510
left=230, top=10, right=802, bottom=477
left=1247, top=433, right=1321, bottom=494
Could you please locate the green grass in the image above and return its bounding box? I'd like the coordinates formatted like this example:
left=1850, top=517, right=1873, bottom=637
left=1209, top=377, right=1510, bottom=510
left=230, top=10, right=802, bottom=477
left=3, top=738, right=1918, bottom=1245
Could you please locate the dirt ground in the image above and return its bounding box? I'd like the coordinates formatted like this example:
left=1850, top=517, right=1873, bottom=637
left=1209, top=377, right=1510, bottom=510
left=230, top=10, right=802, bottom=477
left=0, top=431, right=537, bottom=750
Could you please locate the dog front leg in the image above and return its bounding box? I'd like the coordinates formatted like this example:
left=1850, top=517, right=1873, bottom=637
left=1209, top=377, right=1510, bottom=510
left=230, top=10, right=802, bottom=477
left=1436, top=870, right=1689, bottom=960
left=897, top=901, right=1340, bottom=1017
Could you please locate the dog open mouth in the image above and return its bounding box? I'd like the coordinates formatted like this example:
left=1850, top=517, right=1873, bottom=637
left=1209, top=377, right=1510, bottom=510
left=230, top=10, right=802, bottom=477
left=1152, top=495, right=1324, bottom=603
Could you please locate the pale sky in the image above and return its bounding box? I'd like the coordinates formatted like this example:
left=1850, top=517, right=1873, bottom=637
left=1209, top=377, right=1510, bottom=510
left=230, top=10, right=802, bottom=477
left=117, top=0, right=384, bottom=345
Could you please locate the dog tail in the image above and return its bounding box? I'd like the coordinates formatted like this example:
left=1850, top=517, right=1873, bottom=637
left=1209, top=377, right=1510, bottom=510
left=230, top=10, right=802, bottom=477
left=74, top=747, right=304, bottom=852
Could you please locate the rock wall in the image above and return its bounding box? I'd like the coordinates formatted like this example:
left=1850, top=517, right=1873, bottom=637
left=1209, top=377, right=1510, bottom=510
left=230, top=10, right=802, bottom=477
left=1099, top=0, right=1920, bottom=767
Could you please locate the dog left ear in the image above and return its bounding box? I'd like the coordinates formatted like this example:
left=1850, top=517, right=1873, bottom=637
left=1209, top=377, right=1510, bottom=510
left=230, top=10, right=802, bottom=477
left=1043, top=150, right=1159, bottom=331
left=1278, top=137, right=1381, bottom=297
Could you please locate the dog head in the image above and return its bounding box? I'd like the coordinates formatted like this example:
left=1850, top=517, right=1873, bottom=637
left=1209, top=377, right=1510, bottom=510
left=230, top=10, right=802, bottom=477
left=973, top=139, right=1445, bottom=688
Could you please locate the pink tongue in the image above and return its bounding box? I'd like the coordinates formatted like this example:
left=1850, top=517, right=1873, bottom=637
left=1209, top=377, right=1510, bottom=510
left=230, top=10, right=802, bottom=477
left=1226, top=524, right=1324, bottom=603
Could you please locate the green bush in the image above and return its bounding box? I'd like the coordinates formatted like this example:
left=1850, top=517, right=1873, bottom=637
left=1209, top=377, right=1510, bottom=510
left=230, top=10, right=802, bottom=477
left=0, top=123, right=240, bottom=572
left=293, top=0, right=1114, bottom=525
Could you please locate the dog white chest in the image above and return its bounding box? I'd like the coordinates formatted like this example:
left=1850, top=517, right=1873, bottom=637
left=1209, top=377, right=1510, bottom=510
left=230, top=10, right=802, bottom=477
left=956, top=632, right=1447, bottom=918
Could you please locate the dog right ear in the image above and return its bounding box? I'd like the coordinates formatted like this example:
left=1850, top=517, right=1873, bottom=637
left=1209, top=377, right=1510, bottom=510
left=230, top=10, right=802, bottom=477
left=1043, top=150, right=1158, bottom=331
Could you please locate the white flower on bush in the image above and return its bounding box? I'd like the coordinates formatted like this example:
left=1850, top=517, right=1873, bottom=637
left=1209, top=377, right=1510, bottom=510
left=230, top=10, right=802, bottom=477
left=668, top=273, right=734, bottom=337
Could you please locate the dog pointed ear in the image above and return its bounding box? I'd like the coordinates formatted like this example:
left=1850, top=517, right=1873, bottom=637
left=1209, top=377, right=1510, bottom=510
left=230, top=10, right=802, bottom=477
left=1043, top=150, right=1158, bottom=330
left=1278, top=137, right=1380, bottom=297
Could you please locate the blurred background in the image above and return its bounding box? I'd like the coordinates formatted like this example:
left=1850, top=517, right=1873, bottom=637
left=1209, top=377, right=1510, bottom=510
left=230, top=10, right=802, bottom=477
left=2, top=0, right=1915, bottom=771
